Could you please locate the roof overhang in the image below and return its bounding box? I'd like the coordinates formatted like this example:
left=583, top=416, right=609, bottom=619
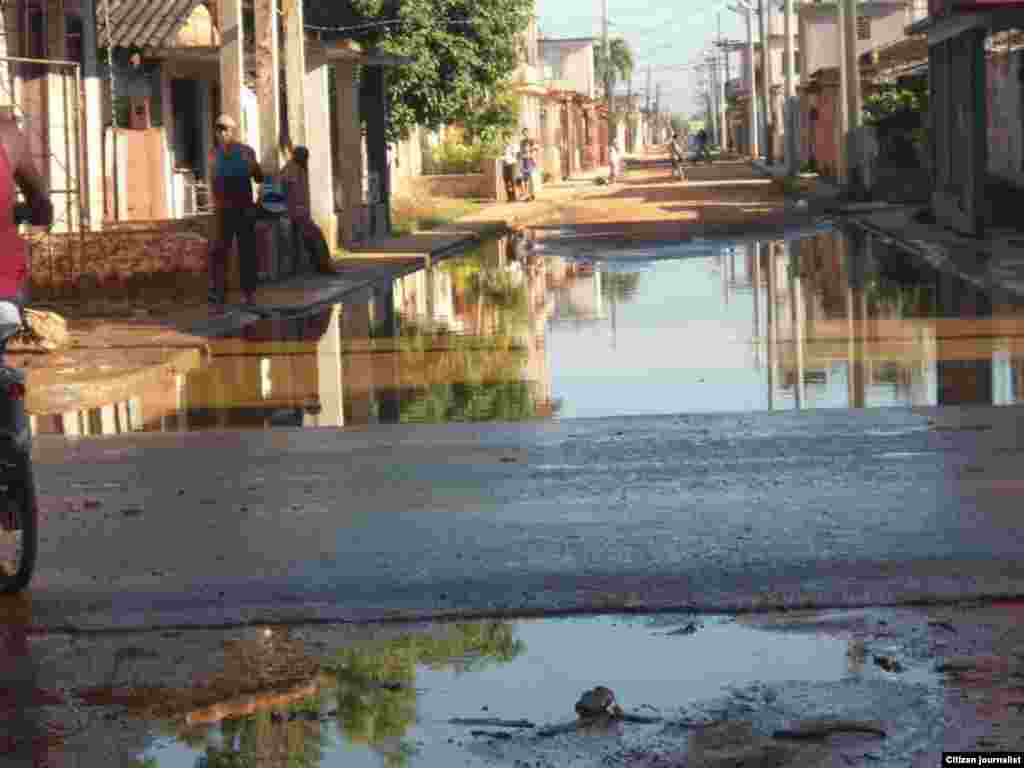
left=911, top=6, right=1024, bottom=42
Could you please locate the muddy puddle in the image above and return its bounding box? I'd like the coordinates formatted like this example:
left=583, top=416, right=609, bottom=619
left=6, top=610, right=959, bottom=767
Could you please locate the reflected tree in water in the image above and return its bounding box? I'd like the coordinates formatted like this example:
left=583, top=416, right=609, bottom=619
left=326, top=621, right=524, bottom=762
left=191, top=704, right=328, bottom=768
left=599, top=271, right=642, bottom=304
left=166, top=623, right=522, bottom=767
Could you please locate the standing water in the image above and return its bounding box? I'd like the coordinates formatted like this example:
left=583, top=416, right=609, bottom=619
left=26, top=225, right=1024, bottom=435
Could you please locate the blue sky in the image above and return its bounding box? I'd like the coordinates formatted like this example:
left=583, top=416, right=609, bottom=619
left=535, top=0, right=749, bottom=117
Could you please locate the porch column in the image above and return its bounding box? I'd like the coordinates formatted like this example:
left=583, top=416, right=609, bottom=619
left=254, top=0, right=283, bottom=172
left=364, top=64, right=390, bottom=238
left=283, top=0, right=306, bottom=147
left=47, top=0, right=77, bottom=233
left=305, top=51, right=336, bottom=250
left=0, top=4, right=17, bottom=111
left=219, top=0, right=245, bottom=138
left=334, top=59, right=364, bottom=243
left=80, top=0, right=104, bottom=229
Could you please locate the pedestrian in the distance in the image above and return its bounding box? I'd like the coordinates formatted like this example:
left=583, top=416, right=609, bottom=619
left=696, top=128, right=710, bottom=163
left=502, top=139, right=519, bottom=202
left=208, top=114, right=263, bottom=313
left=670, top=132, right=686, bottom=180
left=282, top=145, right=331, bottom=273
left=609, top=140, right=620, bottom=183
left=520, top=136, right=537, bottom=202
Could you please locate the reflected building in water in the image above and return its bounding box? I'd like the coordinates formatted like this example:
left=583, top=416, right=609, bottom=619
left=737, top=228, right=1024, bottom=410
left=29, top=234, right=560, bottom=434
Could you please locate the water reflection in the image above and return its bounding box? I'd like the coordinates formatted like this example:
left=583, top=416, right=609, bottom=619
left=26, top=226, right=1024, bottom=431
left=29, top=233, right=563, bottom=434
left=145, top=622, right=523, bottom=768
left=545, top=226, right=1024, bottom=417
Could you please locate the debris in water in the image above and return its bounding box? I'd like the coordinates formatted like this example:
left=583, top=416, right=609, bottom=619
left=575, top=686, right=620, bottom=717
left=450, top=718, right=535, bottom=728
left=471, top=730, right=512, bottom=740
left=873, top=655, right=904, bottom=673
left=665, top=622, right=701, bottom=636
left=772, top=719, right=887, bottom=740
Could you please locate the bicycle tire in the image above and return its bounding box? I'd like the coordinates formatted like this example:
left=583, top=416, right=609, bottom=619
left=0, top=461, right=38, bottom=594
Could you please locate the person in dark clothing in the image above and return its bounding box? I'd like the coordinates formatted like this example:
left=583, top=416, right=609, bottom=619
left=208, top=114, right=264, bottom=313
left=696, top=128, right=711, bottom=163
left=282, top=145, right=331, bottom=273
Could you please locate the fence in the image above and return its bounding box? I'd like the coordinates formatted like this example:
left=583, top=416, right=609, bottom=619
left=0, top=54, right=85, bottom=295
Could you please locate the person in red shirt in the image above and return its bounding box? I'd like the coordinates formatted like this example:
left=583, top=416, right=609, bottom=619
left=208, top=114, right=263, bottom=313
left=281, top=145, right=330, bottom=272
left=0, top=114, right=52, bottom=302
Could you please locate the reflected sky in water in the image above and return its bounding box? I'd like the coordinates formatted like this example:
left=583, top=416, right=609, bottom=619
left=28, top=226, right=1024, bottom=436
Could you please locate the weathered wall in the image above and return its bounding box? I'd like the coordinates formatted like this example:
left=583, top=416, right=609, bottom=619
left=28, top=216, right=307, bottom=299
left=403, top=173, right=492, bottom=200
left=986, top=48, right=1024, bottom=184
left=391, top=125, right=427, bottom=198
left=800, top=3, right=911, bottom=79
left=539, top=40, right=596, bottom=99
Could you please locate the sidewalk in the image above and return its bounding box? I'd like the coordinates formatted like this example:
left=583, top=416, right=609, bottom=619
left=753, top=159, right=1024, bottom=301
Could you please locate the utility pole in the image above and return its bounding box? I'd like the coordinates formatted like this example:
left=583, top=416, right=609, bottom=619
left=844, top=0, right=863, bottom=194
left=783, top=0, right=797, bottom=174
left=602, top=0, right=612, bottom=166
left=743, top=3, right=759, bottom=158
left=646, top=64, right=652, bottom=145
left=836, top=0, right=849, bottom=183
left=654, top=81, right=661, bottom=143
left=757, top=0, right=773, bottom=165
left=627, top=73, right=633, bottom=152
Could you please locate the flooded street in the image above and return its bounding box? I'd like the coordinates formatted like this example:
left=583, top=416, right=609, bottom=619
left=10, top=220, right=1024, bottom=764
left=27, top=224, right=1024, bottom=436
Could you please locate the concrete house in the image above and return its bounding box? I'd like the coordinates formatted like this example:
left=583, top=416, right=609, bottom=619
left=0, top=0, right=403, bottom=298
left=538, top=37, right=603, bottom=175
left=797, top=0, right=926, bottom=177
left=911, top=0, right=1024, bottom=236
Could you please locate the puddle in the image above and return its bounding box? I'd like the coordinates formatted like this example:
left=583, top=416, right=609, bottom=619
left=87, top=612, right=944, bottom=768
left=26, top=224, right=1024, bottom=435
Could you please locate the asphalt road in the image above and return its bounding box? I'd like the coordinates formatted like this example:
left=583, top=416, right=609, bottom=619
left=13, top=402, right=1024, bottom=632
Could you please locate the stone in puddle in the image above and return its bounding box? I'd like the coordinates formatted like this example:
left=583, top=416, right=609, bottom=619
left=575, top=686, right=623, bottom=718
left=872, top=655, right=904, bottom=673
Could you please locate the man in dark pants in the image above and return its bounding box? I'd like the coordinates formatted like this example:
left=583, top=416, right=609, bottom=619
left=208, top=114, right=263, bottom=314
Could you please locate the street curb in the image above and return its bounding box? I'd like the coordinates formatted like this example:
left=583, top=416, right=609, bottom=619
left=184, top=196, right=573, bottom=338
left=26, top=344, right=207, bottom=416
left=844, top=213, right=1024, bottom=301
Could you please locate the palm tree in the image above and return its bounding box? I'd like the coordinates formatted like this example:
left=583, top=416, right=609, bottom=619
left=594, top=37, right=635, bottom=107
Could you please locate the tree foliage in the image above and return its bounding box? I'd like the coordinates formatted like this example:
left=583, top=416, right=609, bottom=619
left=348, top=0, right=534, bottom=141
left=594, top=37, right=635, bottom=98
left=862, top=80, right=928, bottom=165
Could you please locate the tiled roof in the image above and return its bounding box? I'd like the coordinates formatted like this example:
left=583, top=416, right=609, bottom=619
left=98, top=0, right=205, bottom=48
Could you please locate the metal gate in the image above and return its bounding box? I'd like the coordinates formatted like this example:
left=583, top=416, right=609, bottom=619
left=0, top=53, right=84, bottom=294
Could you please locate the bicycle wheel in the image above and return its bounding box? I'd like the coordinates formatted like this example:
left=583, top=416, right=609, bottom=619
left=0, top=460, right=38, bottom=594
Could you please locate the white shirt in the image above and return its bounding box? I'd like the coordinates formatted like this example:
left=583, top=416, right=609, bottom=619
left=503, top=144, right=518, bottom=165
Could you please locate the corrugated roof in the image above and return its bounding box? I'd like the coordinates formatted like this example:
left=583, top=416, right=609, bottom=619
left=99, top=0, right=205, bottom=49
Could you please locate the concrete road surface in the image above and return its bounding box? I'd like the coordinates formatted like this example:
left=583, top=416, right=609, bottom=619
left=17, top=403, right=1024, bottom=632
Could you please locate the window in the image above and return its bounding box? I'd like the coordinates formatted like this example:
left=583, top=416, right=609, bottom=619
left=857, top=16, right=871, bottom=40
left=795, top=50, right=801, bottom=74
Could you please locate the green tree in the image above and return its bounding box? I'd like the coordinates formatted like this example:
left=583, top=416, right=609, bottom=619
left=347, top=0, right=534, bottom=141
left=594, top=37, right=635, bottom=99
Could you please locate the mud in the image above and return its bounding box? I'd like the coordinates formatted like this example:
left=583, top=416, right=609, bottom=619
left=3, top=604, right=1023, bottom=766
